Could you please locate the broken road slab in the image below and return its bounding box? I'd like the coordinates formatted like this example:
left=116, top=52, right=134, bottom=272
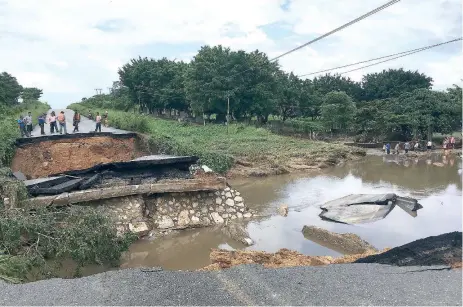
left=319, top=193, right=422, bottom=224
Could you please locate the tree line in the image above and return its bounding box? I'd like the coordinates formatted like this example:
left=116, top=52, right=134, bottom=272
left=0, top=72, right=43, bottom=106
left=77, top=45, right=463, bottom=141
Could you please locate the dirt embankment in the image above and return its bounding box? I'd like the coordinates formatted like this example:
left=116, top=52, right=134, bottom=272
left=200, top=248, right=384, bottom=271
left=227, top=146, right=366, bottom=178
left=11, top=136, right=145, bottom=179
left=200, top=232, right=462, bottom=271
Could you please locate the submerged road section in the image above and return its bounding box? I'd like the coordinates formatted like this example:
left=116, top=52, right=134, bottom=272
left=0, top=264, right=461, bottom=305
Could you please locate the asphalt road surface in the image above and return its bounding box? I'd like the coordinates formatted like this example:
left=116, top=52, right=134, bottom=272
left=31, top=109, right=129, bottom=137
left=0, top=264, right=461, bottom=306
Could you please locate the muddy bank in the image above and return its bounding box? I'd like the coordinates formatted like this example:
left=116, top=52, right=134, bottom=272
left=11, top=136, right=145, bottom=179
left=200, top=248, right=383, bottom=271
left=200, top=232, right=461, bottom=271
left=227, top=146, right=366, bottom=178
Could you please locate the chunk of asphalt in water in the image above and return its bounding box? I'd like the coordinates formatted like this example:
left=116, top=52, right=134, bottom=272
left=319, top=193, right=422, bottom=224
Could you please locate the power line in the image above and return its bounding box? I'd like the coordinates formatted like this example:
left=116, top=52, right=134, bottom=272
left=270, top=0, right=401, bottom=62
left=299, top=38, right=463, bottom=77
left=338, top=37, right=462, bottom=75
left=228, top=0, right=401, bottom=80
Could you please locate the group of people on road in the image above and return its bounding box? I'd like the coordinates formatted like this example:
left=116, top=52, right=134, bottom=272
left=18, top=110, right=109, bottom=137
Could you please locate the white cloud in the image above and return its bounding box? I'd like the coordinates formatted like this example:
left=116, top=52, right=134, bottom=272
left=0, top=0, right=461, bottom=108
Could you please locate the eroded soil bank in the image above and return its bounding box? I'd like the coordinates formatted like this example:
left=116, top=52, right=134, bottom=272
left=200, top=232, right=462, bottom=271
left=11, top=136, right=145, bottom=179
left=227, top=145, right=366, bottom=178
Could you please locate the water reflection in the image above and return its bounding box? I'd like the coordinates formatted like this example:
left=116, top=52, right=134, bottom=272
left=120, top=153, right=462, bottom=270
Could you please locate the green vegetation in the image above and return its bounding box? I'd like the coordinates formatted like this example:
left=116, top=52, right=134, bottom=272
left=0, top=206, right=136, bottom=283
left=0, top=71, right=50, bottom=167
left=71, top=45, right=461, bottom=142
left=69, top=103, right=361, bottom=174
left=0, top=71, right=136, bottom=283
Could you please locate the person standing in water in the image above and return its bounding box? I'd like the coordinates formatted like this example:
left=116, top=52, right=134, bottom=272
left=73, top=111, right=81, bottom=132
left=450, top=136, right=456, bottom=149
left=95, top=112, right=102, bottom=132
left=394, top=142, right=400, bottom=154
left=385, top=143, right=391, bottom=155
left=427, top=140, right=432, bottom=151
left=404, top=141, right=410, bottom=153
left=57, top=111, right=67, bottom=134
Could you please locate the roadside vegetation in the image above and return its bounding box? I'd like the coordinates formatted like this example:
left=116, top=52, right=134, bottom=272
left=0, top=71, right=137, bottom=283
left=69, top=103, right=364, bottom=174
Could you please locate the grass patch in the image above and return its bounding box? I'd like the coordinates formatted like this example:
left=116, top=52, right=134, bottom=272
left=69, top=104, right=359, bottom=173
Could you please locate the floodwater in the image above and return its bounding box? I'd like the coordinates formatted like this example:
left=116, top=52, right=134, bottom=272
left=120, top=152, right=462, bottom=271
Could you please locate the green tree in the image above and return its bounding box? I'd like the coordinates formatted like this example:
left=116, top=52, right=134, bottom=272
left=320, top=91, right=356, bottom=132
left=0, top=72, right=22, bottom=106
left=311, top=74, right=363, bottom=101
left=21, top=87, right=43, bottom=101
left=395, top=88, right=459, bottom=140
left=361, top=68, right=433, bottom=101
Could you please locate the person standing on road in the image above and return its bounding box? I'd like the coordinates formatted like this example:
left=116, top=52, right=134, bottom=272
left=38, top=113, right=46, bottom=135
left=73, top=111, right=81, bottom=132
left=24, top=112, right=33, bottom=136
left=95, top=112, right=102, bottom=132
left=48, top=111, right=57, bottom=133
left=17, top=116, right=28, bottom=137
left=103, top=110, right=108, bottom=127
left=57, top=111, right=67, bottom=134
left=404, top=141, right=410, bottom=154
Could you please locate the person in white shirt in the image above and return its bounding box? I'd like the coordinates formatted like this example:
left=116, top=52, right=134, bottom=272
left=427, top=140, right=432, bottom=150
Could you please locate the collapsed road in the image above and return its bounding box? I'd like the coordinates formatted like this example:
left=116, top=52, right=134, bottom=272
left=319, top=193, right=423, bottom=224
left=0, top=263, right=460, bottom=306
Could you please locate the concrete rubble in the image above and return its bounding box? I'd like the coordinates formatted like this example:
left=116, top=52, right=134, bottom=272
left=302, top=225, right=378, bottom=254
left=319, top=193, right=423, bottom=224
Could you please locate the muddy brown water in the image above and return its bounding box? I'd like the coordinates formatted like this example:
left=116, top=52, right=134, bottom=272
left=116, top=152, right=462, bottom=271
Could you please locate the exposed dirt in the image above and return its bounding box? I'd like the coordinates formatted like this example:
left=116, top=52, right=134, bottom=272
left=11, top=136, right=145, bottom=179
left=227, top=148, right=366, bottom=178
left=200, top=232, right=462, bottom=271
left=199, top=248, right=385, bottom=271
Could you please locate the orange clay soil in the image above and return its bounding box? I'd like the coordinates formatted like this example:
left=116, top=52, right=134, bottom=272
left=199, top=248, right=388, bottom=271
left=11, top=136, right=145, bottom=179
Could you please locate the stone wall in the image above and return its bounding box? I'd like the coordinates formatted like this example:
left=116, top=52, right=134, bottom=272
left=91, top=187, right=253, bottom=236
left=145, top=187, right=253, bottom=229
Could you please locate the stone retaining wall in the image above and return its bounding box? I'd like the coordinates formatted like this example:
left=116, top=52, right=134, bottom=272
left=92, top=187, right=253, bottom=236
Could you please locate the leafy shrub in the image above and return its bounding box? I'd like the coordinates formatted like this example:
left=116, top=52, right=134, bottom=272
left=0, top=206, right=136, bottom=283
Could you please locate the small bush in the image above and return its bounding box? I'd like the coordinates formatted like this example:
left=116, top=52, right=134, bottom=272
left=0, top=206, right=136, bottom=283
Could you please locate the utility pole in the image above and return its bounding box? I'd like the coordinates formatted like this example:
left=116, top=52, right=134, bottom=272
left=227, top=94, right=230, bottom=135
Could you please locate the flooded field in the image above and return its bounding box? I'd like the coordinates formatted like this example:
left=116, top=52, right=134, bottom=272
left=121, top=152, right=462, bottom=271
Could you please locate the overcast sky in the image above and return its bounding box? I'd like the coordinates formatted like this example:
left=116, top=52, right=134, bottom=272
left=1, top=0, right=461, bottom=109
